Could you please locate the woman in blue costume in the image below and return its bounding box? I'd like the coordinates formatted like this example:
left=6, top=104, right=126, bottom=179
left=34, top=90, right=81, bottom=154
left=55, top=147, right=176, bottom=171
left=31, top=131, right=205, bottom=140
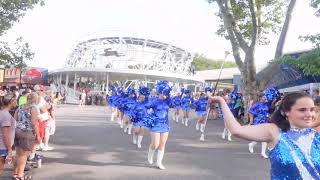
left=221, top=89, right=233, bottom=141
left=208, top=92, right=320, bottom=180
left=130, top=86, right=150, bottom=148
left=115, top=86, right=126, bottom=128
left=147, top=81, right=171, bottom=170
left=193, top=92, right=208, bottom=132
left=247, top=93, right=270, bottom=158
left=181, top=89, right=192, bottom=126
left=122, top=87, right=137, bottom=135
left=108, top=86, right=118, bottom=122
left=170, top=92, right=182, bottom=123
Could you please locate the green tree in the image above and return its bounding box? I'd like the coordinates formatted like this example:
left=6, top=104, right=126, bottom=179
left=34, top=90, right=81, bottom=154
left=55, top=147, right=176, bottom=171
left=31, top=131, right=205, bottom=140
left=207, top=0, right=297, bottom=107
left=0, top=37, right=34, bottom=68
left=298, top=0, right=320, bottom=47
left=0, top=0, right=44, bottom=36
left=0, top=0, right=44, bottom=67
left=192, top=53, right=237, bottom=70
left=273, top=48, right=320, bottom=76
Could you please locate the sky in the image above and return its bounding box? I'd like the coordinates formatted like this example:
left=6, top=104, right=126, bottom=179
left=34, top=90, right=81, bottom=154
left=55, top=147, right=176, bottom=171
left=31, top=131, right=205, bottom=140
left=1, top=0, right=320, bottom=70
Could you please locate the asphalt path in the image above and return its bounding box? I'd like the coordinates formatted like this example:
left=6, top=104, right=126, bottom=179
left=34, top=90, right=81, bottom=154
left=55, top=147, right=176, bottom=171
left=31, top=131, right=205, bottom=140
left=2, top=104, right=269, bottom=180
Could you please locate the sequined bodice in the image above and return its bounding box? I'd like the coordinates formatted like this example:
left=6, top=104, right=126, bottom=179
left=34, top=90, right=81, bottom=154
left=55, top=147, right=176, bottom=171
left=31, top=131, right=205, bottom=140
left=153, top=99, right=170, bottom=120
left=269, top=129, right=320, bottom=180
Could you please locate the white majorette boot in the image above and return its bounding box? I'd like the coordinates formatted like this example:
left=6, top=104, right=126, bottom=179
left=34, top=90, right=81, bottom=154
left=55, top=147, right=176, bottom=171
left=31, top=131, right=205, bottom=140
left=261, top=142, right=268, bottom=159
left=185, top=118, right=188, bottom=126
left=156, top=150, right=166, bottom=170
left=227, top=130, right=232, bottom=141
left=128, top=124, right=133, bottom=135
left=132, top=134, right=137, bottom=145
left=120, top=119, right=124, bottom=128
left=181, top=118, right=185, bottom=125
left=123, top=124, right=128, bottom=133
left=110, top=112, right=115, bottom=122
left=137, top=136, right=143, bottom=148
left=200, top=123, right=205, bottom=133
left=175, top=115, right=179, bottom=123
left=148, top=147, right=155, bottom=164
left=222, top=128, right=227, bottom=139
left=196, top=122, right=200, bottom=131
left=248, top=141, right=257, bottom=153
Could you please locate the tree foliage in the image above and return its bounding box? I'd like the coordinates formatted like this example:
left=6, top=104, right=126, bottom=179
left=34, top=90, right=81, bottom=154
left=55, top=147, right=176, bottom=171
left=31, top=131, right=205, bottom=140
left=192, top=53, right=237, bottom=71
left=272, top=48, right=320, bottom=76
left=0, top=0, right=45, bottom=36
left=311, top=0, right=320, bottom=16
left=298, top=1, right=320, bottom=48
left=0, top=37, right=34, bottom=68
left=210, top=0, right=288, bottom=45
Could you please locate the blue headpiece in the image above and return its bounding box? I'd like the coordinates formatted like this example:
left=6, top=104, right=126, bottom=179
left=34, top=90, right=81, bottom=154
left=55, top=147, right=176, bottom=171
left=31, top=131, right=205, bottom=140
left=156, top=80, right=171, bottom=96
left=184, top=89, right=191, bottom=94
left=180, top=87, right=185, bottom=94
left=263, top=87, right=280, bottom=102
left=117, top=86, right=124, bottom=95
left=230, top=90, right=241, bottom=100
left=204, top=87, right=212, bottom=93
left=126, top=87, right=135, bottom=95
left=139, top=86, right=150, bottom=96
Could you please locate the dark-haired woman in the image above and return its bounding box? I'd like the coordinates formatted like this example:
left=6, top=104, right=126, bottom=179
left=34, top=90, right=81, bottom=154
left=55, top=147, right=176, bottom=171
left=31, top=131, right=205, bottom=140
left=0, top=93, right=16, bottom=176
left=208, top=92, right=320, bottom=179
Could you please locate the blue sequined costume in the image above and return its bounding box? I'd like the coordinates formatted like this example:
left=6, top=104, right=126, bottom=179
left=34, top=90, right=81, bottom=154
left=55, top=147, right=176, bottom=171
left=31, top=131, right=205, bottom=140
left=148, top=97, right=171, bottom=133
left=170, top=95, right=181, bottom=109
left=269, top=128, right=320, bottom=180
left=248, top=102, right=269, bottom=125
left=130, top=99, right=149, bottom=127
left=181, top=95, right=192, bottom=111
left=193, top=97, right=208, bottom=117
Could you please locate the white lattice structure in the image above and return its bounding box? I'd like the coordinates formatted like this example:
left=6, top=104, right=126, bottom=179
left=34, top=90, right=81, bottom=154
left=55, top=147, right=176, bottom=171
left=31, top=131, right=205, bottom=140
left=65, top=37, right=194, bottom=75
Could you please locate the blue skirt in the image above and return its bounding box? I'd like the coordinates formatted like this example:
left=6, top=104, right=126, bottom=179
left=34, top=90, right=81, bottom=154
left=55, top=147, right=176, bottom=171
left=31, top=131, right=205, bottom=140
left=150, top=122, right=170, bottom=133
left=196, top=111, right=207, bottom=117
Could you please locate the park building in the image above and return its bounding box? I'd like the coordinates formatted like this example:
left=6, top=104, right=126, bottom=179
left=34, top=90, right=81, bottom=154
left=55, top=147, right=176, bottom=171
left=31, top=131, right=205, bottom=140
left=48, top=33, right=204, bottom=104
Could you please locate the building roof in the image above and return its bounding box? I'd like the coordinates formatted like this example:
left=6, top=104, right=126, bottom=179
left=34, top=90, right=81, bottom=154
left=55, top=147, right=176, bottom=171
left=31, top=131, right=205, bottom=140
left=196, top=65, right=266, bottom=81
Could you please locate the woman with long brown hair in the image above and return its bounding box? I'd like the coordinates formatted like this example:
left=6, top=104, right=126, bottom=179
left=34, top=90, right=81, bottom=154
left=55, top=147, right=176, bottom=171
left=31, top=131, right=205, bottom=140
left=209, top=92, right=320, bottom=179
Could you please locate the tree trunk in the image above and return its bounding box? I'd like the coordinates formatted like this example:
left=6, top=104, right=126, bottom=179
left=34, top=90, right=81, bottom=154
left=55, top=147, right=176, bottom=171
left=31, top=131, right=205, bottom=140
left=274, top=0, right=297, bottom=59
left=240, top=51, right=257, bottom=123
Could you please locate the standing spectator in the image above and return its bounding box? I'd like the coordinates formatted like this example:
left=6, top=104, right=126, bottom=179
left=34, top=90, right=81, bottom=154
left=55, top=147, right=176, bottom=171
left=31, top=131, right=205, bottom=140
left=33, top=84, right=49, bottom=151
left=0, top=93, right=17, bottom=176
left=13, top=92, right=40, bottom=180
left=43, top=91, right=56, bottom=151
left=79, top=89, right=86, bottom=107
left=18, top=89, right=31, bottom=106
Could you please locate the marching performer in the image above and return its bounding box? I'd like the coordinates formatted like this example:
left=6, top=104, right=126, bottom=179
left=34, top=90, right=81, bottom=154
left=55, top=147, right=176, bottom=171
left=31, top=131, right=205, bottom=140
left=170, top=92, right=181, bottom=123
left=130, top=86, right=150, bottom=148
left=221, top=89, right=233, bottom=141
left=108, top=86, right=118, bottom=122
left=247, top=93, right=270, bottom=158
left=115, top=86, right=125, bottom=128
left=146, top=80, right=171, bottom=170
left=122, top=87, right=136, bottom=135
left=181, top=89, right=192, bottom=126
left=193, top=92, right=209, bottom=132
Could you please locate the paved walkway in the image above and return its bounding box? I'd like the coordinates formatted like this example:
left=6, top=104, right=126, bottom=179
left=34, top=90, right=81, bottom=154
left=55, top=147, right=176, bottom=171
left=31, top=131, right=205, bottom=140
left=2, top=104, right=269, bottom=180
